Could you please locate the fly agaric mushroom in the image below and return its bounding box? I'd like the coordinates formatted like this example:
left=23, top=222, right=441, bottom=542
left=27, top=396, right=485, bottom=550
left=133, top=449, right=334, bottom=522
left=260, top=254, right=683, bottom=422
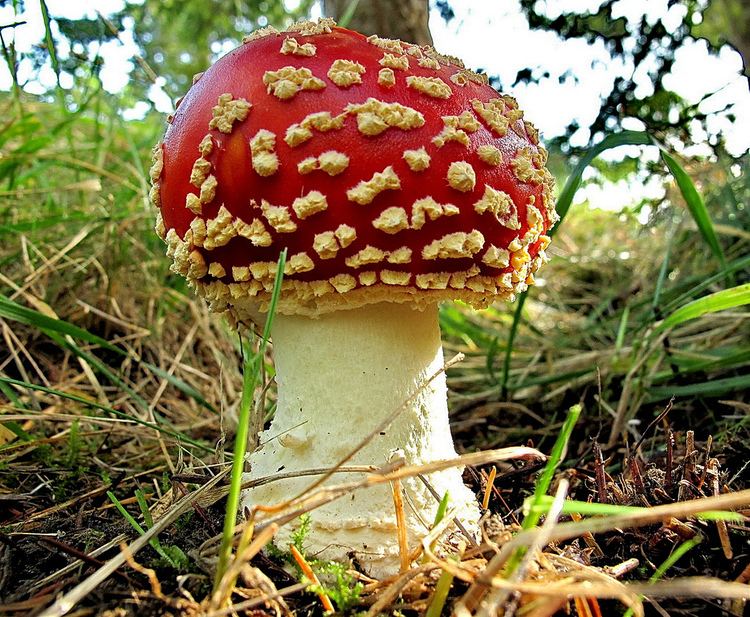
left=151, top=18, right=555, bottom=576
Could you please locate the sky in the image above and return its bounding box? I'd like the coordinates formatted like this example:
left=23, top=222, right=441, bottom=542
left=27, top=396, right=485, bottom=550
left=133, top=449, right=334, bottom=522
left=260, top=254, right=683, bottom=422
left=0, top=0, right=748, bottom=213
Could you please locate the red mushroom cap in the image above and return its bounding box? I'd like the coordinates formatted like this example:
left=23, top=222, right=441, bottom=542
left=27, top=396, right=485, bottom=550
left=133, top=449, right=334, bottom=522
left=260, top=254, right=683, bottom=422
left=151, top=19, right=556, bottom=318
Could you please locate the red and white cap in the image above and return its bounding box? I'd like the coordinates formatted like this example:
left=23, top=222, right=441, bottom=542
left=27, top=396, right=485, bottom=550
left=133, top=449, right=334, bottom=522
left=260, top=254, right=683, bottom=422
left=150, top=19, right=556, bottom=318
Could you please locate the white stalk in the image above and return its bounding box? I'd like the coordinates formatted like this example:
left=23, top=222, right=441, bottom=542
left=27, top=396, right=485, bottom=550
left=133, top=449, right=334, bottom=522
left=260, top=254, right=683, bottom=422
left=242, top=301, right=479, bottom=577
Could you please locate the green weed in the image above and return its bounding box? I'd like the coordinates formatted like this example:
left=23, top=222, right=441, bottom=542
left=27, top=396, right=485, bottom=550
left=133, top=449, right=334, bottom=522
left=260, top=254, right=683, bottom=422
left=107, top=489, right=190, bottom=571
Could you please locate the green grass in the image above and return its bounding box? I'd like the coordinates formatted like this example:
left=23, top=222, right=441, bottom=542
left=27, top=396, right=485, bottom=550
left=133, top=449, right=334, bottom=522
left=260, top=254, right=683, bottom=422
left=501, top=404, right=582, bottom=578
left=214, top=249, right=286, bottom=592
left=525, top=496, right=744, bottom=522
left=658, top=283, right=750, bottom=331
left=107, top=489, right=189, bottom=570
left=496, top=130, right=746, bottom=405
left=621, top=535, right=703, bottom=617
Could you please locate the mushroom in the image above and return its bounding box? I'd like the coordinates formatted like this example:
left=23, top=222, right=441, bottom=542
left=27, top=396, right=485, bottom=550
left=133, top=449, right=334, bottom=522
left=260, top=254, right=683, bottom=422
left=151, top=18, right=556, bottom=577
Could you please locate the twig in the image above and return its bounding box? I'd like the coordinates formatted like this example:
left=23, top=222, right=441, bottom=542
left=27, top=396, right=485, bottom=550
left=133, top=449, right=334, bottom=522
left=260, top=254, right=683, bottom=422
left=604, top=558, right=640, bottom=579
left=665, top=428, right=674, bottom=491
left=593, top=441, right=608, bottom=504
left=37, top=537, right=132, bottom=584
left=391, top=473, right=410, bottom=573
left=481, top=466, right=497, bottom=510
left=679, top=430, right=696, bottom=501
left=697, top=435, right=713, bottom=491
left=289, top=544, right=334, bottom=613
left=202, top=583, right=307, bottom=617
left=708, top=458, right=733, bottom=559
left=632, top=398, right=673, bottom=457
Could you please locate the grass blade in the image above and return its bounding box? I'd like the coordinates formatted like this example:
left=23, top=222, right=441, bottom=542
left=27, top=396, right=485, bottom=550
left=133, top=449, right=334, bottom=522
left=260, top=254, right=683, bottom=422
left=214, top=249, right=286, bottom=592
left=433, top=491, right=450, bottom=527
left=500, top=292, right=527, bottom=396
left=0, top=419, right=31, bottom=441
left=426, top=568, right=455, bottom=617
left=0, top=294, right=120, bottom=353
left=662, top=255, right=750, bottom=315
left=486, top=335, right=500, bottom=384
left=526, top=496, right=743, bottom=521
left=660, top=149, right=727, bottom=270
left=135, top=488, right=155, bottom=528
left=651, top=347, right=750, bottom=381
left=0, top=379, right=32, bottom=441
left=337, top=0, right=361, bottom=28
left=615, top=305, right=630, bottom=352
left=652, top=228, right=676, bottom=313
left=554, top=131, right=652, bottom=230
left=622, top=535, right=703, bottom=617
left=499, top=405, right=582, bottom=579
left=0, top=375, right=212, bottom=453
left=523, top=404, right=582, bottom=530
left=107, top=490, right=175, bottom=567
left=648, top=374, right=750, bottom=401
left=39, top=0, right=61, bottom=89
left=658, top=283, right=750, bottom=331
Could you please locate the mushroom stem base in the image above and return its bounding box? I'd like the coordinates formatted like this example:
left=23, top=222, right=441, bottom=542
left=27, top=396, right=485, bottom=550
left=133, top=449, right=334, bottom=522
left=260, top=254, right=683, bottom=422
left=241, top=301, right=479, bottom=577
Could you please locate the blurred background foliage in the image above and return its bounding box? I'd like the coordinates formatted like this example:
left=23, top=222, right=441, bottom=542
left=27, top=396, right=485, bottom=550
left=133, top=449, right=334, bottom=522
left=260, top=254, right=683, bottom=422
left=120, top=0, right=316, bottom=100
left=515, top=0, right=749, bottom=152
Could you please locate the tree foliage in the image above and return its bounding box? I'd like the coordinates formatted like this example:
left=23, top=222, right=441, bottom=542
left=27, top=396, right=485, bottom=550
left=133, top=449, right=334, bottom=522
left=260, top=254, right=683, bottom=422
left=117, top=0, right=315, bottom=101
left=0, top=0, right=314, bottom=106
left=502, top=0, right=749, bottom=156
left=1, top=0, right=747, bottom=162
left=695, top=0, right=750, bottom=78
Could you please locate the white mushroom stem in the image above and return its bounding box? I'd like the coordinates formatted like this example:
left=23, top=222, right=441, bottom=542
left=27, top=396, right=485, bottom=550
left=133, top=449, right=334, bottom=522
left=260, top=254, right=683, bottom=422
left=242, top=301, right=479, bottom=577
